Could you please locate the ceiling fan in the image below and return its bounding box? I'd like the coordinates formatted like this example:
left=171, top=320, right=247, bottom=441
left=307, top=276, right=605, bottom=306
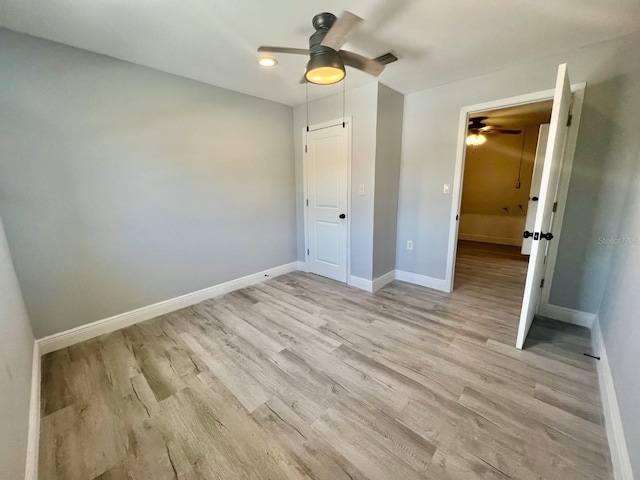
left=468, top=117, right=522, bottom=135
left=258, top=11, right=398, bottom=85
left=467, top=116, right=522, bottom=146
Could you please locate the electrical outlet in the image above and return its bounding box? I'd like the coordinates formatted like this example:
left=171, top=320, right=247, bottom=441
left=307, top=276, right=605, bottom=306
left=407, top=240, right=413, bottom=250
left=443, top=184, right=450, bottom=194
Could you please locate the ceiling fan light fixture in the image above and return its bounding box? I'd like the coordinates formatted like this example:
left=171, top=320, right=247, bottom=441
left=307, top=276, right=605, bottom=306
left=466, top=133, right=487, bottom=146
left=258, top=56, right=278, bottom=67
left=305, top=52, right=345, bottom=85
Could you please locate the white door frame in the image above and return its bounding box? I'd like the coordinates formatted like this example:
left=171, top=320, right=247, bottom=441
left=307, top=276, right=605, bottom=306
left=445, top=84, right=586, bottom=315
left=301, top=117, right=353, bottom=282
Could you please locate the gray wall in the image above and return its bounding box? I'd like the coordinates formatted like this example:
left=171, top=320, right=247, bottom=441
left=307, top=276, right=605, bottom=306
left=397, top=31, right=640, bottom=292
left=0, top=213, right=34, bottom=480
left=0, top=29, right=296, bottom=338
left=568, top=69, right=640, bottom=477
left=550, top=74, right=635, bottom=313
left=293, top=82, right=378, bottom=280
left=373, top=84, right=403, bottom=278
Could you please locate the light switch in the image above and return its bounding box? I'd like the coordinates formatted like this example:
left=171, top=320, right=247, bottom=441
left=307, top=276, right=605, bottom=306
left=443, top=184, right=450, bottom=194
left=358, top=184, right=365, bottom=196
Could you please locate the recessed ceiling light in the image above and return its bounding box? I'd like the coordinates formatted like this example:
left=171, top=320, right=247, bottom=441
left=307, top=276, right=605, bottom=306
left=258, top=57, right=278, bottom=68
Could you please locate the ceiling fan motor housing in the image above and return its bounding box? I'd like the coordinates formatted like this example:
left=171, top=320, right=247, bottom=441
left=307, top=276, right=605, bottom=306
left=312, top=12, right=336, bottom=30
left=307, top=12, right=345, bottom=77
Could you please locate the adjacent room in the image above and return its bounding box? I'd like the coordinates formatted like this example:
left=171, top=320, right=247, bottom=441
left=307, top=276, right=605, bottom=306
left=1, top=1, right=639, bottom=479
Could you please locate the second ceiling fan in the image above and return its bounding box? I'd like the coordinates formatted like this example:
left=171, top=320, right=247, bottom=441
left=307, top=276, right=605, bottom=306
left=468, top=116, right=522, bottom=135
left=258, top=11, right=397, bottom=85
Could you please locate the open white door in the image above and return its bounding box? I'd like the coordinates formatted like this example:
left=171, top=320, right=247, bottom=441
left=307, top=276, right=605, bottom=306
left=521, top=124, right=550, bottom=255
left=516, top=64, right=573, bottom=349
left=307, top=124, right=349, bottom=283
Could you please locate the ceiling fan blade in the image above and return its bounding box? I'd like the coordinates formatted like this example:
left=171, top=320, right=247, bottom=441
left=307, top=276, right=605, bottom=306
left=258, top=46, right=309, bottom=55
left=481, top=126, right=522, bottom=135
left=373, top=52, right=399, bottom=65
left=321, top=11, right=363, bottom=51
left=499, top=129, right=523, bottom=135
left=339, top=50, right=385, bottom=76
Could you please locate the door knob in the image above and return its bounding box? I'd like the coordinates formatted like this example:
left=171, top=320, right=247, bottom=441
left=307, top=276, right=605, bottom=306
left=339, top=213, right=346, bottom=219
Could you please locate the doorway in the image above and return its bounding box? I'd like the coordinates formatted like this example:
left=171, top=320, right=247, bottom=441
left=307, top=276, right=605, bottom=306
left=303, top=120, right=351, bottom=283
left=446, top=64, right=586, bottom=349
left=454, top=101, right=552, bottom=319
left=458, top=102, right=552, bottom=252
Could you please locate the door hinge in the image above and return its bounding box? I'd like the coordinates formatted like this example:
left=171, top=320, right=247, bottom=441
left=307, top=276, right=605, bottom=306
left=567, top=114, right=573, bottom=127
left=540, top=278, right=545, bottom=288
left=552, top=201, right=558, bottom=213
left=305, top=145, right=308, bottom=153
left=306, top=199, right=308, bottom=207
left=307, top=249, right=309, bottom=256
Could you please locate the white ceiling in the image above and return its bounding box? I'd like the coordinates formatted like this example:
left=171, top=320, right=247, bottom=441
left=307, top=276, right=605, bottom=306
left=1, top=0, right=639, bottom=106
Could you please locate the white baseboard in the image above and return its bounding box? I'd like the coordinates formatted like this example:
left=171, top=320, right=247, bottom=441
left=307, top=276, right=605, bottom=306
left=25, top=341, right=41, bottom=480
left=37, top=262, right=298, bottom=355
left=372, top=270, right=396, bottom=292
left=591, top=318, right=634, bottom=479
left=296, top=261, right=309, bottom=272
left=395, top=270, right=448, bottom=292
left=348, top=275, right=373, bottom=292
left=458, top=233, right=522, bottom=247
left=345, top=271, right=396, bottom=293
left=538, top=303, right=596, bottom=328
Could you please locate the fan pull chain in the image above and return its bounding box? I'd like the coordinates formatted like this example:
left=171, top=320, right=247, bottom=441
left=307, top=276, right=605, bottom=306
left=306, top=81, right=310, bottom=132
left=342, top=78, right=346, bottom=128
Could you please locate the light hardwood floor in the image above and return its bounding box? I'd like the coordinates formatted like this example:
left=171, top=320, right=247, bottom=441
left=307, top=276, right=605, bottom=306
left=39, top=241, right=612, bottom=479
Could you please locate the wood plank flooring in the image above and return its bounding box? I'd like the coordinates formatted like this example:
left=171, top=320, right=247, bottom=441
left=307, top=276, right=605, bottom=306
left=39, top=241, right=613, bottom=479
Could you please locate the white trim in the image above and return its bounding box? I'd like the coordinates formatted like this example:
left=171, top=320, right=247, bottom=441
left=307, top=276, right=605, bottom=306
left=445, top=82, right=587, bottom=295
left=24, top=341, right=41, bottom=480
left=372, top=270, right=396, bottom=292
left=347, top=271, right=396, bottom=293
left=592, top=318, right=634, bottom=480
left=395, top=270, right=448, bottom=292
left=37, top=262, right=297, bottom=355
left=302, top=117, right=353, bottom=285
left=457, top=233, right=522, bottom=247
left=348, top=275, right=373, bottom=292
left=296, top=261, right=309, bottom=272
left=538, top=303, right=596, bottom=328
